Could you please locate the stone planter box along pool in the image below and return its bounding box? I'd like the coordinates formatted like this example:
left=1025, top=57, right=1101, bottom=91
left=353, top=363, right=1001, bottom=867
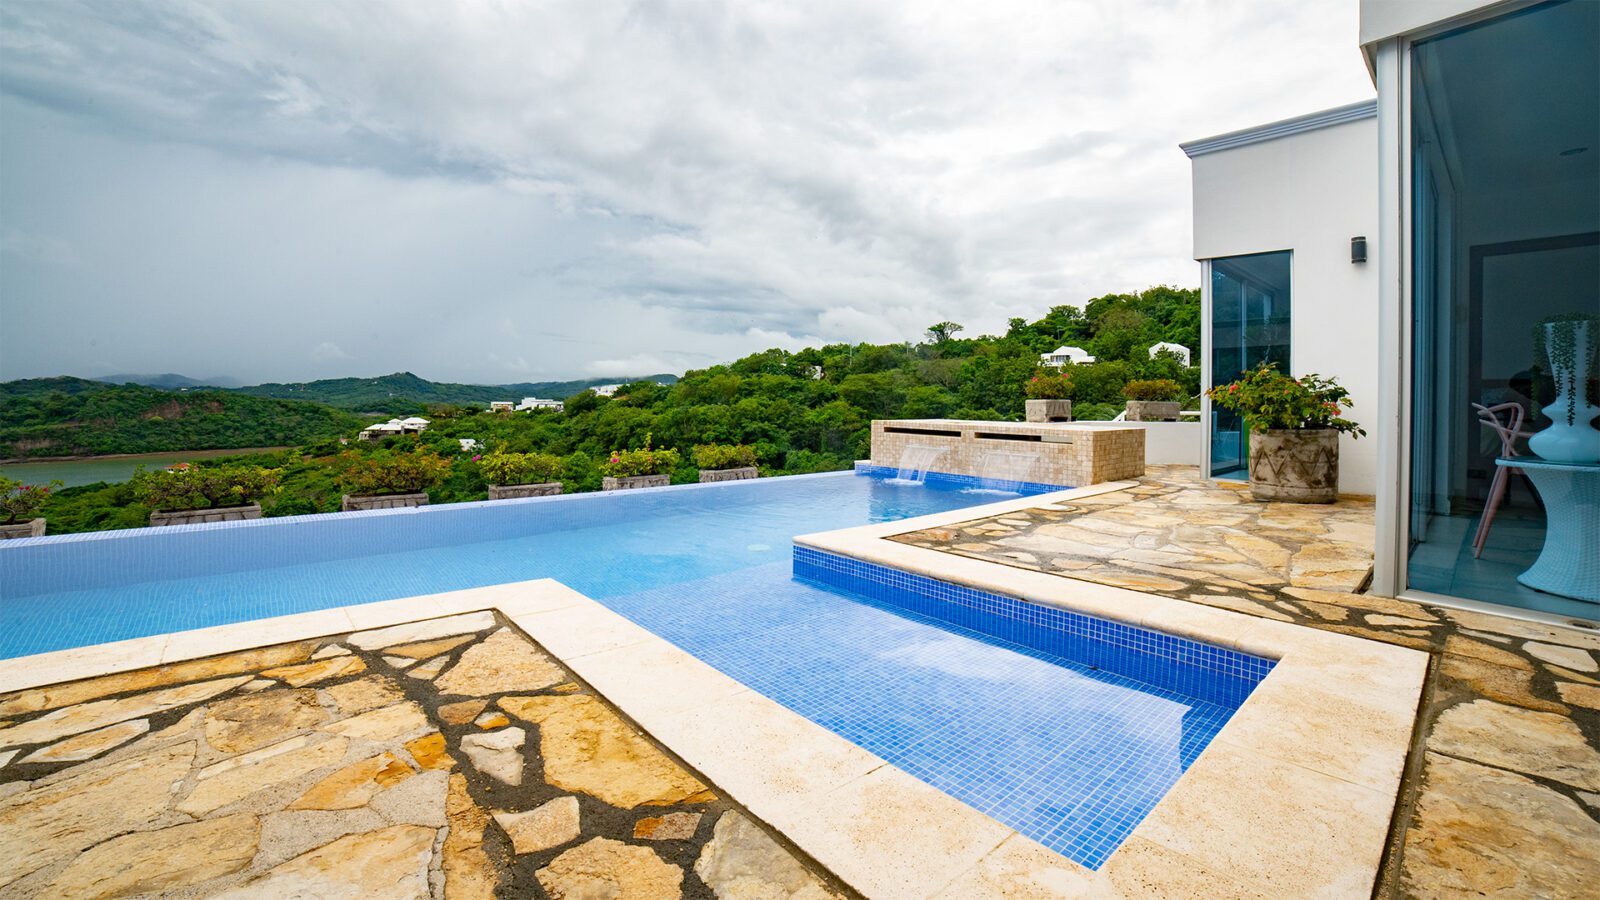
left=698, top=466, right=758, bottom=483
left=1124, top=400, right=1182, bottom=422
left=870, top=419, right=1145, bottom=487
left=488, top=482, right=563, bottom=500
left=342, top=492, right=430, bottom=512
left=149, top=504, right=263, bottom=527
left=603, top=474, right=670, bottom=491
left=0, top=518, right=46, bottom=540
left=1025, top=399, right=1073, bottom=422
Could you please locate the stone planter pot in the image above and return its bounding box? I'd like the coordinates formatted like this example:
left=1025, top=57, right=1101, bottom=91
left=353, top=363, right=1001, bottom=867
left=487, top=482, right=564, bottom=500
left=602, top=474, right=670, bottom=491
left=1025, top=399, right=1073, bottom=423
left=1125, top=401, right=1182, bottom=422
left=150, top=503, right=263, bottom=527
left=698, top=467, right=758, bottom=483
left=0, top=518, right=46, bottom=539
left=1248, top=429, right=1339, bottom=503
left=342, top=492, right=430, bottom=512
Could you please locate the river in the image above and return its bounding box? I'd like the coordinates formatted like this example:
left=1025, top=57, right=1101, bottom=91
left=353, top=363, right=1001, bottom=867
left=0, top=447, right=291, bottom=488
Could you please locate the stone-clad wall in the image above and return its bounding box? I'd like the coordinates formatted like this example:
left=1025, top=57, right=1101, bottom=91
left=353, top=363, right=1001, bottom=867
left=869, top=419, right=1144, bottom=486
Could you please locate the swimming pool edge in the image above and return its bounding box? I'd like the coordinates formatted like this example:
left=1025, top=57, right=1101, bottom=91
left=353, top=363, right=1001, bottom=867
left=792, top=481, right=1431, bottom=898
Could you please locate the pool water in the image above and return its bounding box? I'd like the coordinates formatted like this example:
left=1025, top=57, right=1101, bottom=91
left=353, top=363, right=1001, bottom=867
left=0, top=471, right=1261, bottom=869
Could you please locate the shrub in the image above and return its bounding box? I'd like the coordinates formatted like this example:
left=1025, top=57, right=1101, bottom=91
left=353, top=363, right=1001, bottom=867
left=1024, top=369, right=1072, bottom=399
left=1072, top=402, right=1123, bottom=421
left=601, top=446, right=681, bottom=478
left=1207, top=363, right=1365, bottom=436
left=337, top=450, right=451, bottom=496
left=1, top=476, right=61, bottom=524
left=601, top=435, right=680, bottom=478
left=131, top=463, right=280, bottom=511
left=1123, top=379, right=1186, bottom=402
left=692, top=443, right=759, bottom=470
left=477, top=450, right=564, bottom=486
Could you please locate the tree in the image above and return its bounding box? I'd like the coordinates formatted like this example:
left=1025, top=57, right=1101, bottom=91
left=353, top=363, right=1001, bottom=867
left=925, top=321, right=964, bottom=344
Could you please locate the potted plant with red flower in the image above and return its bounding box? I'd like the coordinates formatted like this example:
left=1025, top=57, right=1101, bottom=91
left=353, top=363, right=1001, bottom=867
left=1024, top=369, right=1073, bottom=422
left=601, top=434, right=680, bottom=490
left=1207, top=363, right=1365, bottom=503
left=0, top=476, right=61, bottom=539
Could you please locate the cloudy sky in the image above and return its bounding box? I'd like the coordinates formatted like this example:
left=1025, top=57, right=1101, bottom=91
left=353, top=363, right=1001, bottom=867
left=0, top=1, right=1373, bottom=385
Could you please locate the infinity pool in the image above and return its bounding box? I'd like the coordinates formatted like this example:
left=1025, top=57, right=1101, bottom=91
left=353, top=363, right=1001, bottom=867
left=0, top=471, right=1266, bottom=868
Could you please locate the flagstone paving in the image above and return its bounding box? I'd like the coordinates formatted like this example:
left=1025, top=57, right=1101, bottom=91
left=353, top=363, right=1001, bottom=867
left=895, top=464, right=1600, bottom=899
left=0, top=613, right=846, bottom=900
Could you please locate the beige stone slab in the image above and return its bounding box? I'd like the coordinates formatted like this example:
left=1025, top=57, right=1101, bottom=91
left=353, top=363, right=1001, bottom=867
left=530, top=628, right=751, bottom=718
left=1215, top=666, right=1420, bottom=792
left=509, top=602, right=655, bottom=660
left=179, top=734, right=349, bottom=816
left=346, top=611, right=497, bottom=650
left=782, top=763, right=1014, bottom=898
left=323, top=701, right=431, bottom=744
left=19, top=718, right=149, bottom=765
left=0, top=632, right=170, bottom=695
left=1135, top=742, right=1395, bottom=897
left=1100, top=836, right=1272, bottom=899
left=0, top=675, right=250, bottom=750
left=161, top=608, right=356, bottom=664
left=932, top=833, right=1107, bottom=898
left=640, top=690, right=886, bottom=829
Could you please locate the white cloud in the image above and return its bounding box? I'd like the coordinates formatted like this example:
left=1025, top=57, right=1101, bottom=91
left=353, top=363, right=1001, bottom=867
left=0, top=0, right=1373, bottom=383
left=310, top=341, right=352, bottom=362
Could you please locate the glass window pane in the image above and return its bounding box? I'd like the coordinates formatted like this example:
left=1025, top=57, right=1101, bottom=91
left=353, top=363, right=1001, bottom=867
left=1407, top=0, right=1600, bottom=618
left=1210, top=251, right=1292, bottom=478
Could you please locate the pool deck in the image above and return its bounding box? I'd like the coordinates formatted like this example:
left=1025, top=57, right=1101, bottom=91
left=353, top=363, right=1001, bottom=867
left=0, top=467, right=1591, bottom=897
left=888, top=465, right=1600, bottom=899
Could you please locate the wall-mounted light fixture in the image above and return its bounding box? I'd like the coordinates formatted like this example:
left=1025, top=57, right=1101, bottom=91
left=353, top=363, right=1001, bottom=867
left=1351, top=236, right=1368, bottom=264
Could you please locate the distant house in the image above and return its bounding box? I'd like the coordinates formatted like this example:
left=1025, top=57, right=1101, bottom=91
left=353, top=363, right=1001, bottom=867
left=359, top=416, right=430, bottom=441
left=489, top=401, right=514, bottom=412
left=1039, top=346, right=1096, bottom=366
left=517, top=397, right=564, bottom=412
left=592, top=384, right=621, bottom=397
left=458, top=438, right=481, bottom=452
left=1147, top=342, right=1192, bottom=366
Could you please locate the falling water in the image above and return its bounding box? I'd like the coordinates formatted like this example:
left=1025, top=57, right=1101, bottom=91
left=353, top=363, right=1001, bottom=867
left=889, top=444, right=947, bottom=485
left=967, top=448, right=1041, bottom=495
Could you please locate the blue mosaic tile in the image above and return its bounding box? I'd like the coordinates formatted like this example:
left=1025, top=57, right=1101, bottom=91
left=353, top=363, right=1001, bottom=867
left=853, top=462, right=1069, bottom=495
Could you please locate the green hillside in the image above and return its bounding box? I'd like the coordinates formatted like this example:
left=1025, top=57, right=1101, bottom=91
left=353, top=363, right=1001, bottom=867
left=0, top=383, right=363, bottom=459
left=233, top=372, right=680, bottom=414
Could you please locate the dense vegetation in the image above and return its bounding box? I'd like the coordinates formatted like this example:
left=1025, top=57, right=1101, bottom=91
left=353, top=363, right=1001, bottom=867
left=0, top=380, right=363, bottom=459
left=234, top=371, right=678, bottom=414
left=24, top=285, right=1200, bottom=533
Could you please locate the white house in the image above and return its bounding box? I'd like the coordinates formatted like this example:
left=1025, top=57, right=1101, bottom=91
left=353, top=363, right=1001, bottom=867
left=359, top=416, right=430, bottom=441
left=517, top=397, right=564, bottom=412
left=591, top=384, right=621, bottom=397
left=1146, top=342, right=1192, bottom=366
left=1183, top=0, right=1598, bottom=625
left=1039, top=346, right=1096, bottom=367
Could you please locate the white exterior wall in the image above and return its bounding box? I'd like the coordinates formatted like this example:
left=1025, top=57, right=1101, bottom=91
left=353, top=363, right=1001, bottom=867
left=1190, top=115, right=1381, bottom=495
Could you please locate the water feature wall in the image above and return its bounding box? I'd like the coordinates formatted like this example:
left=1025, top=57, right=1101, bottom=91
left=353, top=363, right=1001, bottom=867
left=869, top=419, right=1145, bottom=488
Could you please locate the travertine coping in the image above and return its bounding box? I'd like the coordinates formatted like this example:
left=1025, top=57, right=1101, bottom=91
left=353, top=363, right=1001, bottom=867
left=792, top=481, right=1431, bottom=897
left=0, top=481, right=1428, bottom=898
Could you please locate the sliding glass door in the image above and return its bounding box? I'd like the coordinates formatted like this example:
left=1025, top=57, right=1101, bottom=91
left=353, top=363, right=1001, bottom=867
left=1209, top=252, right=1292, bottom=479
left=1406, top=0, right=1600, bottom=618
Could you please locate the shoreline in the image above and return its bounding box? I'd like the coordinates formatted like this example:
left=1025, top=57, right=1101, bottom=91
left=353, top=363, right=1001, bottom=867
left=0, top=446, right=293, bottom=466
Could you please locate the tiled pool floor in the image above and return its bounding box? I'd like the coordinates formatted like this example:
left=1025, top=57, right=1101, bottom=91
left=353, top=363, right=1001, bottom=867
left=607, top=563, right=1237, bottom=869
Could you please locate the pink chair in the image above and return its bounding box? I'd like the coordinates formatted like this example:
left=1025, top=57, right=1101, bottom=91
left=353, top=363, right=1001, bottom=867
left=1471, top=402, right=1535, bottom=558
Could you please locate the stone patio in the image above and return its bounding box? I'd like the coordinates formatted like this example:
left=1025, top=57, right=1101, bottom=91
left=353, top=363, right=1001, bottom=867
left=894, top=465, right=1600, bottom=899
left=0, top=612, right=846, bottom=899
